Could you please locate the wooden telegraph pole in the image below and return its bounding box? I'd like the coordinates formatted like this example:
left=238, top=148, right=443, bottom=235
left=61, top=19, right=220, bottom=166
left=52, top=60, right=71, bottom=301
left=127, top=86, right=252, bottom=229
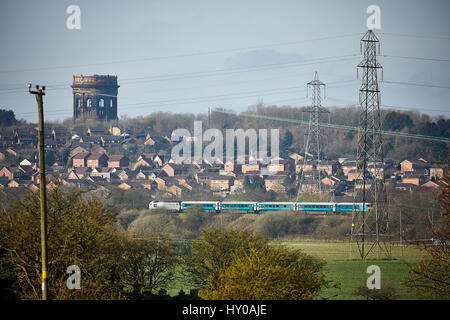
left=28, top=84, right=48, bottom=300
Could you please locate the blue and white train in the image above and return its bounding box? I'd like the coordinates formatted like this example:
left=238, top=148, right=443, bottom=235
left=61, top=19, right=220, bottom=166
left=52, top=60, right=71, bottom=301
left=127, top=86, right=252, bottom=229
left=148, top=201, right=371, bottom=214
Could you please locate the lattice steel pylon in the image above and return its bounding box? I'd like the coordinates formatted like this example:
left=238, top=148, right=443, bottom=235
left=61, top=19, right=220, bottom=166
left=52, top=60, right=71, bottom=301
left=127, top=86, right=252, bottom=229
left=297, top=72, right=329, bottom=199
left=351, top=30, right=391, bottom=259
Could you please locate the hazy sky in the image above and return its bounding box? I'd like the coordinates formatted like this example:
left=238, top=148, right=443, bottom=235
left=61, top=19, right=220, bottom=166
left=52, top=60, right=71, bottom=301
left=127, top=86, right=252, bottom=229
left=0, top=0, right=449, bottom=122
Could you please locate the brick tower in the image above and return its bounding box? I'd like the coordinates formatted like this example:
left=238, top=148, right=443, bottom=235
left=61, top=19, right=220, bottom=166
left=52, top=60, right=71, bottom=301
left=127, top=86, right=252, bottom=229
left=72, top=74, right=119, bottom=121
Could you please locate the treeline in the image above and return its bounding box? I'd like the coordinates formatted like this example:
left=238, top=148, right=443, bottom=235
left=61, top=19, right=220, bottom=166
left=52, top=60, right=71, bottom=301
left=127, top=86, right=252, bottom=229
left=2, top=104, right=448, bottom=163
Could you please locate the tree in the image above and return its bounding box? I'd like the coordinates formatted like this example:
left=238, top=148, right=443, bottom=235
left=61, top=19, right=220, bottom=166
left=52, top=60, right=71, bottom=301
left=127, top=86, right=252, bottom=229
left=0, top=185, right=123, bottom=299
left=383, top=111, right=413, bottom=131
left=404, top=164, right=450, bottom=298
left=200, top=242, right=330, bottom=300
left=119, top=233, right=178, bottom=299
left=280, top=130, right=293, bottom=157
left=0, top=109, right=17, bottom=127
left=184, top=229, right=267, bottom=291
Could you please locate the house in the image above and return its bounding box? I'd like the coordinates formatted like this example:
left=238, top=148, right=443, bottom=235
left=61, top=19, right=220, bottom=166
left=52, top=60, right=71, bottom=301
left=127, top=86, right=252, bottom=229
left=421, top=180, right=440, bottom=189
left=100, top=135, right=121, bottom=146
left=86, top=153, right=109, bottom=169
left=51, top=128, right=67, bottom=144
left=400, top=159, right=431, bottom=174
left=223, top=161, right=241, bottom=173
left=144, top=133, right=156, bottom=146
left=266, top=159, right=294, bottom=173
left=14, top=129, right=35, bottom=146
left=318, top=160, right=340, bottom=175
left=295, top=160, right=314, bottom=173
left=0, top=167, right=14, bottom=180
left=132, top=157, right=152, bottom=171
left=429, top=166, right=444, bottom=179
left=8, top=180, right=19, bottom=188
left=289, top=153, right=304, bottom=164
left=68, top=167, right=92, bottom=180
left=166, top=184, right=182, bottom=197
left=341, top=161, right=358, bottom=175
left=161, top=163, right=189, bottom=177
left=108, top=155, right=130, bottom=168
left=401, top=173, right=426, bottom=186
left=69, top=146, right=89, bottom=159
left=117, top=169, right=136, bottom=181
left=73, top=152, right=90, bottom=167
left=208, top=176, right=234, bottom=191
left=241, top=163, right=260, bottom=174
left=90, top=167, right=114, bottom=179
left=109, top=126, right=121, bottom=136
left=87, top=128, right=107, bottom=137
left=79, top=135, right=103, bottom=145
left=347, top=170, right=363, bottom=182
left=264, top=175, right=287, bottom=193
left=321, top=176, right=342, bottom=187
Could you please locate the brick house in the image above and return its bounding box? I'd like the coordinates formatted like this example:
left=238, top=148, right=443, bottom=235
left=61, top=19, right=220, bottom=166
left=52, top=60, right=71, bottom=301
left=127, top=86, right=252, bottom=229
left=295, top=160, right=314, bottom=173
left=208, top=176, right=234, bottom=191
left=0, top=167, right=14, bottom=180
left=108, top=155, right=130, bottom=168
left=347, top=170, right=363, bottom=182
left=264, top=175, right=287, bottom=193
left=241, top=163, right=260, bottom=174
left=73, top=152, right=90, bottom=167
left=429, top=166, right=444, bottom=179
left=341, top=161, right=357, bottom=175
left=402, top=173, right=426, bottom=186
left=318, top=160, right=340, bottom=175
left=86, top=153, right=109, bottom=169
left=162, top=163, right=189, bottom=177
left=400, top=159, right=431, bottom=174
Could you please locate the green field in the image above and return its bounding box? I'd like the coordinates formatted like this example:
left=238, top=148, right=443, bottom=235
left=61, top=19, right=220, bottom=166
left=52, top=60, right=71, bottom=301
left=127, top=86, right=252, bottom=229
left=281, top=240, right=429, bottom=300
left=167, top=240, right=433, bottom=300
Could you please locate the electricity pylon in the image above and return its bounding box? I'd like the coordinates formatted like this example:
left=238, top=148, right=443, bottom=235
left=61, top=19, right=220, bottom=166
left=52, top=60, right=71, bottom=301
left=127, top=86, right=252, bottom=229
left=351, top=30, right=391, bottom=259
left=297, top=72, right=329, bottom=199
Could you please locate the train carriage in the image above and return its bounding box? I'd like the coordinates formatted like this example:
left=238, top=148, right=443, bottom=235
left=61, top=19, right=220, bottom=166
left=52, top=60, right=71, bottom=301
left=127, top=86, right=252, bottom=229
left=220, top=201, right=258, bottom=212
left=181, top=201, right=220, bottom=212
left=257, top=202, right=295, bottom=212
left=336, top=202, right=371, bottom=212
left=296, top=202, right=335, bottom=213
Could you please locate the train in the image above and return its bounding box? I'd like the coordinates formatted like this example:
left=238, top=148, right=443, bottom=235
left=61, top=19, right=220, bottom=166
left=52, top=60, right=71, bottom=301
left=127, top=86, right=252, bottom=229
left=148, top=200, right=371, bottom=214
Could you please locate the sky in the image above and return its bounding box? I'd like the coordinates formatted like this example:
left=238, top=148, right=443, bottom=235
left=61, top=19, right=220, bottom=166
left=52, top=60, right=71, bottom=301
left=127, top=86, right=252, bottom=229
left=0, top=0, right=449, bottom=123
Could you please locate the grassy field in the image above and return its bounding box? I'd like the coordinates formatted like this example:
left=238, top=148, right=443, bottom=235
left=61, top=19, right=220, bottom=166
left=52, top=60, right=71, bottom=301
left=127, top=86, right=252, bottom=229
left=280, top=240, right=430, bottom=300
left=166, top=240, right=432, bottom=300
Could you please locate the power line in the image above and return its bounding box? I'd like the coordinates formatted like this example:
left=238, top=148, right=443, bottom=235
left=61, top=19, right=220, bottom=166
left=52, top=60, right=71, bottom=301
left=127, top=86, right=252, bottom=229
left=0, top=33, right=361, bottom=74
left=212, top=109, right=450, bottom=144
left=381, top=54, right=450, bottom=63
left=383, top=80, right=450, bottom=90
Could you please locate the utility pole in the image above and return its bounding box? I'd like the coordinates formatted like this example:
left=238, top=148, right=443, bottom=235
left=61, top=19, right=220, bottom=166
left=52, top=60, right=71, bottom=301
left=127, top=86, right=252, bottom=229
left=28, top=84, right=48, bottom=300
left=400, top=207, right=403, bottom=257
left=351, top=30, right=391, bottom=260
left=297, top=72, right=328, bottom=200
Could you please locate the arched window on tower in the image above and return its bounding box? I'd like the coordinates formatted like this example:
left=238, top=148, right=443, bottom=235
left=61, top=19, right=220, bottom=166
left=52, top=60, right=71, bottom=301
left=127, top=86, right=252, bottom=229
left=99, top=98, right=105, bottom=107
left=86, top=99, right=92, bottom=108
